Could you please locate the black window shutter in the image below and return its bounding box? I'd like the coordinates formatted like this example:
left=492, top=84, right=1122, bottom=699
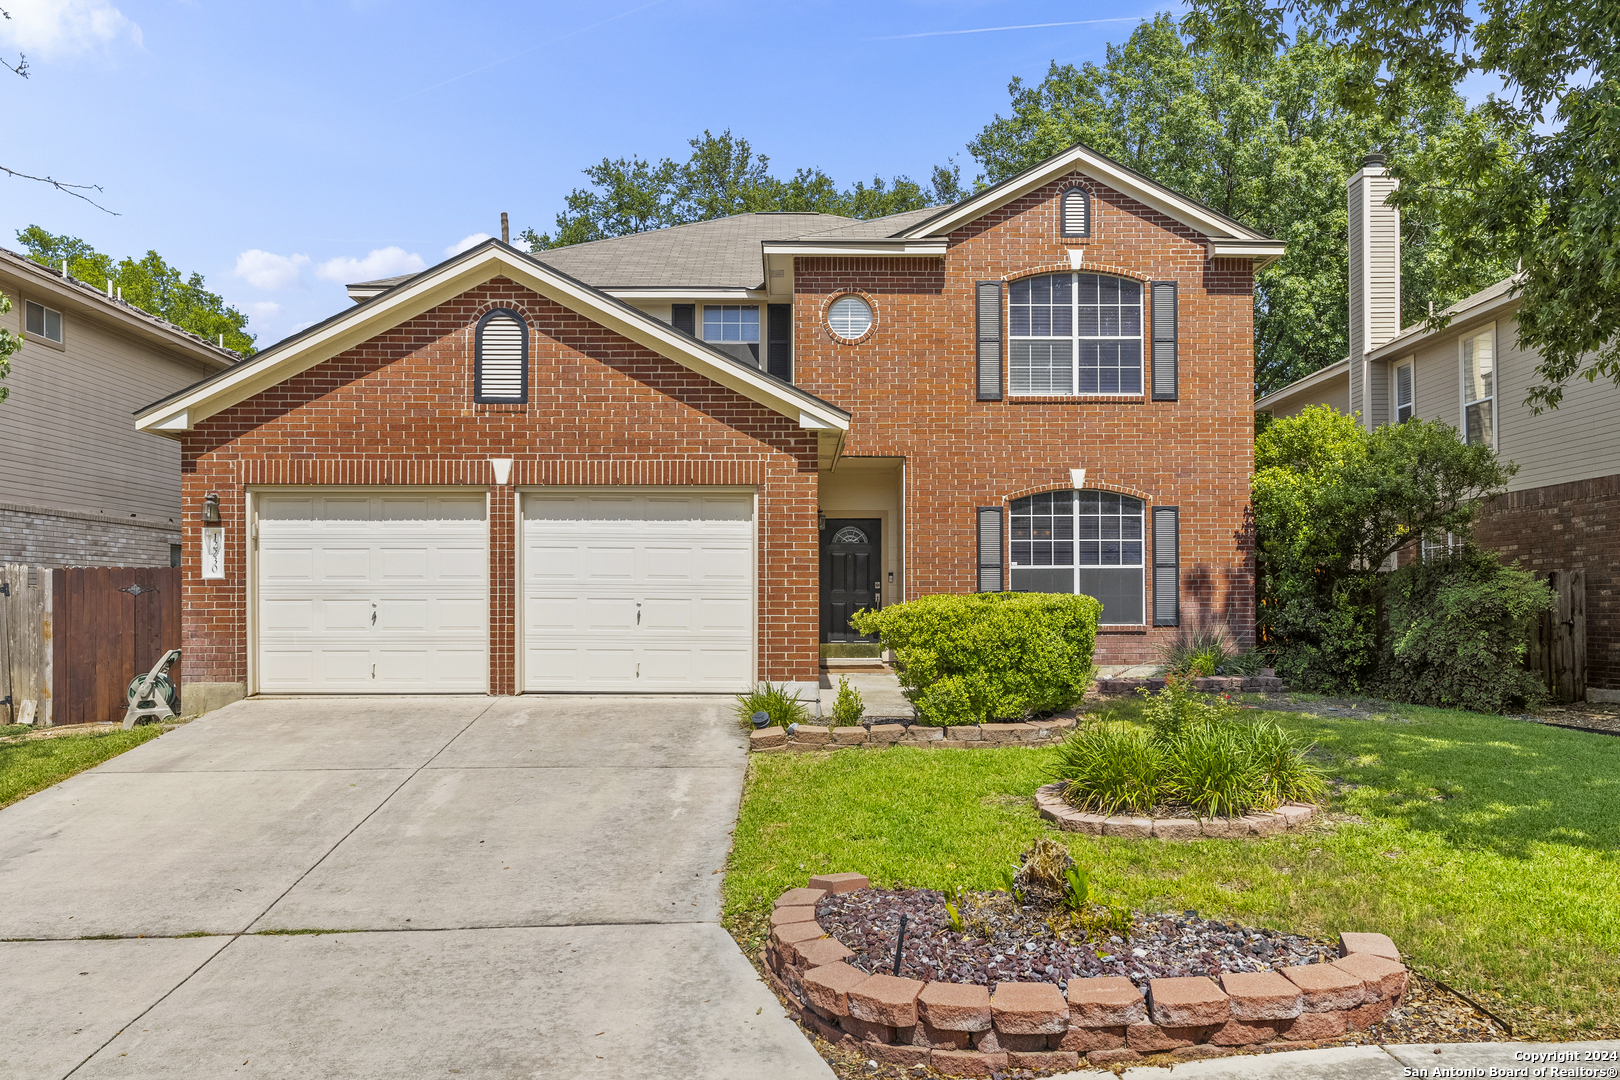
left=1151, top=282, right=1178, bottom=401
left=1152, top=506, right=1180, bottom=626
left=766, top=303, right=792, bottom=381
left=671, top=304, right=695, bottom=336
left=976, top=281, right=1003, bottom=401
left=976, top=507, right=1004, bottom=592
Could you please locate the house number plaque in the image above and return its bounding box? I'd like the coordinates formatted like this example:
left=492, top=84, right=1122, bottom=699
left=201, top=526, right=226, bottom=580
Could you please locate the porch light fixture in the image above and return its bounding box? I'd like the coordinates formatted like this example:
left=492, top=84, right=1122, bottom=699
left=818, top=509, right=827, bottom=531
left=200, top=493, right=221, bottom=524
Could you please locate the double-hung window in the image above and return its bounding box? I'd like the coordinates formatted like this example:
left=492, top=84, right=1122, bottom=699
left=1010, top=490, right=1145, bottom=624
left=1009, top=273, right=1142, bottom=395
left=703, top=304, right=760, bottom=367
left=25, top=300, right=63, bottom=343
left=1395, top=360, right=1414, bottom=423
left=1461, top=327, right=1495, bottom=447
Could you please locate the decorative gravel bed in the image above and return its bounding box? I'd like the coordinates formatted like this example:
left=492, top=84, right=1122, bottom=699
left=816, top=886, right=1332, bottom=992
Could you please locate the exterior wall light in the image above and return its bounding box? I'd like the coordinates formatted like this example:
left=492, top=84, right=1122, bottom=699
left=818, top=509, right=827, bottom=531
left=201, top=493, right=221, bottom=524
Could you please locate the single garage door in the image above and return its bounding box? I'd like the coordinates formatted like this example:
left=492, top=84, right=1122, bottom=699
left=522, top=490, right=753, bottom=692
left=256, top=491, right=489, bottom=692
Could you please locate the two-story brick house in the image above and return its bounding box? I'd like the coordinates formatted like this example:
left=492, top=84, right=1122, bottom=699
left=135, top=142, right=1282, bottom=714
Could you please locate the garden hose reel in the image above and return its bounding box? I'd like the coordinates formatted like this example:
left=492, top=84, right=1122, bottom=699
left=124, top=649, right=181, bottom=729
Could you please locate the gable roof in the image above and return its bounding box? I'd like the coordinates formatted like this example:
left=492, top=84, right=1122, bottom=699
left=136, top=240, right=850, bottom=458
left=0, top=246, right=241, bottom=371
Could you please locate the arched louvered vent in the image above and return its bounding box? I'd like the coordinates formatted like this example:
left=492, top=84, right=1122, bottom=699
left=475, top=309, right=528, bottom=403
left=1061, top=186, right=1090, bottom=238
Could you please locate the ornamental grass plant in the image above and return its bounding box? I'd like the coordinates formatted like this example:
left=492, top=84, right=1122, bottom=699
left=1052, top=679, right=1325, bottom=817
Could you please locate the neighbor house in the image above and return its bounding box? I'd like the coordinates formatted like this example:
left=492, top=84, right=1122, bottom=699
left=134, top=142, right=1283, bottom=713
left=0, top=248, right=240, bottom=566
left=1255, top=153, right=1620, bottom=701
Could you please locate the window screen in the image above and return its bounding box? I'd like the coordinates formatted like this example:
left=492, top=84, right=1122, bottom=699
left=1010, top=490, right=1144, bottom=624
left=1009, top=273, right=1141, bottom=396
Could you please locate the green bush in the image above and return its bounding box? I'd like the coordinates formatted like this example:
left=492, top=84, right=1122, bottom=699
left=1369, top=546, right=1553, bottom=712
left=831, top=676, right=865, bottom=727
left=849, top=592, right=1101, bottom=726
left=1156, top=626, right=1231, bottom=678
left=733, top=682, right=810, bottom=731
left=1051, top=681, right=1326, bottom=817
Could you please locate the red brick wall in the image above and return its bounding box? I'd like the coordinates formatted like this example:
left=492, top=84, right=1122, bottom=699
left=179, top=278, right=819, bottom=692
left=793, top=172, right=1257, bottom=662
left=1473, top=473, right=1620, bottom=690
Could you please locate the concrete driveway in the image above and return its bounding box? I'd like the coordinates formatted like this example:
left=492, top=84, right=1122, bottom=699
left=0, top=697, right=832, bottom=1080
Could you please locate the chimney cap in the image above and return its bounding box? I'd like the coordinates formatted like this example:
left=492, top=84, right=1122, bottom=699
left=1363, top=152, right=1387, bottom=167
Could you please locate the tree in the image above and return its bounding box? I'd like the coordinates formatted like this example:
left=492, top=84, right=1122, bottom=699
left=1182, top=0, right=1618, bottom=411
left=522, top=129, right=966, bottom=251
left=1252, top=405, right=1515, bottom=689
left=0, top=290, right=18, bottom=404
left=17, top=227, right=255, bottom=354
left=967, top=15, right=1523, bottom=395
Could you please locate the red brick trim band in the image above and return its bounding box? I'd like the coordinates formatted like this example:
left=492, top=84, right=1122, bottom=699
left=764, top=876, right=1408, bottom=1072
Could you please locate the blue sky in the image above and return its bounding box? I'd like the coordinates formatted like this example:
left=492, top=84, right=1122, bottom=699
left=0, top=1, right=1174, bottom=344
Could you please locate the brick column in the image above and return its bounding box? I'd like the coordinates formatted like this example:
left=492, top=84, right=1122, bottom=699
left=488, top=485, right=516, bottom=695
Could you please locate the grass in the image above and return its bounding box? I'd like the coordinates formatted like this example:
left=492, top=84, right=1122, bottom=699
left=724, top=701, right=1620, bottom=1036
left=0, top=725, right=165, bottom=810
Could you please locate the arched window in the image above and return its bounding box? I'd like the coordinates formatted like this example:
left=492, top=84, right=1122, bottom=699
left=1010, top=489, right=1144, bottom=624
left=1008, top=272, right=1142, bottom=396
left=475, top=308, right=528, bottom=403
left=1061, top=186, right=1090, bottom=238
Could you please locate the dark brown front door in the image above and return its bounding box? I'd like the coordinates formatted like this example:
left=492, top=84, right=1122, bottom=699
left=820, top=518, right=881, bottom=642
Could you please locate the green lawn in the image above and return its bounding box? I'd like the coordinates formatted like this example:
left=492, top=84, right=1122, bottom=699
left=0, top=726, right=165, bottom=809
left=725, top=703, right=1620, bottom=1036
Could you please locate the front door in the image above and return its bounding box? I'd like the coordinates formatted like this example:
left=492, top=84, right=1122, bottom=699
left=820, top=518, right=881, bottom=642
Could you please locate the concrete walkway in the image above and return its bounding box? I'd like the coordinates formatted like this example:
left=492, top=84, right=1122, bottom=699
left=0, top=697, right=832, bottom=1080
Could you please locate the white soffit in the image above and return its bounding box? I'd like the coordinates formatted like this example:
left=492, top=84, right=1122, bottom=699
left=135, top=244, right=850, bottom=437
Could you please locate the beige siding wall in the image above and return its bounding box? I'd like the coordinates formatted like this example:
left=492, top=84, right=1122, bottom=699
left=1392, top=311, right=1620, bottom=492
left=0, top=270, right=214, bottom=533
left=1266, top=379, right=1349, bottom=420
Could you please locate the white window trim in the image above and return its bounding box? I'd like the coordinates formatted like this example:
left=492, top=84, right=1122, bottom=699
left=1458, top=322, right=1498, bottom=451
left=702, top=304, right=760, bottom=344
left=1008, top=486, right=1146, bottom=625
left=1008, top=272, right=1144, bottom=398
left=24, top=298, right=65, bottom=345
left=1394, top=357, right=1414, bottom=424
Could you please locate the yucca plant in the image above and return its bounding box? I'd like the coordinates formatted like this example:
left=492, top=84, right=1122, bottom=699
left=733, top=682, right=810, bottom=730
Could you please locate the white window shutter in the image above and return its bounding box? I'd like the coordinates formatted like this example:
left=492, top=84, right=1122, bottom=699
left=476, top=311, right=528, bottom=403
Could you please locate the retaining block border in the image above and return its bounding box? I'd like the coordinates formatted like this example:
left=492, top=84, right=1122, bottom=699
left=1034, top=782, right=1318, bottom=839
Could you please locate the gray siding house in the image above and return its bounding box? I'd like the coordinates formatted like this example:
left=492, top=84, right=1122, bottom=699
left=0, top=248, right=240, bottom=566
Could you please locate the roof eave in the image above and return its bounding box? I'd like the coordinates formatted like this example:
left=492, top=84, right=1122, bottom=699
left=1366, top=288, right=1521, bottom=363
left=1253, top=358, right=1349, bottom=412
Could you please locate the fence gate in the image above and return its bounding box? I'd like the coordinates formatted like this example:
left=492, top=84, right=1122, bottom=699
left=1, top=564, right=53, bottom=726
left=51, top=567, right=181, bottom=725
left=1529, top=569, right=1586, bottom=703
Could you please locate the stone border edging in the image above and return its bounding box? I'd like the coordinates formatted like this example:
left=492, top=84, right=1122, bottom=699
left=762, top=874, right=1409, bottom=1075
left=1096, top=675, right=1286, bottom=695
left=1035, top=782, right=1318, bottom=839
left=749, top=717, right=1077, bottom=754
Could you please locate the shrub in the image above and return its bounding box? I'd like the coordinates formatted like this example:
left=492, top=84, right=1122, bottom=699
left=1050, top=721, right=1163, bottom=815
left=850, top=592, right=1101, bottom=726
left=733, top=682, right=810, bottom=731
left=1220, top=649, right=1269, bottom=676
left=831, top=676, right=865, bottom=727
left=1157, top=626, right=1232, bottom=678
left=1369, top=546, right=1554, bottom=712
left=1053, top=682, right=1326, bottom=818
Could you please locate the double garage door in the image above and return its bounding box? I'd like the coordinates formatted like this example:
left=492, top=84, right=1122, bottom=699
left=255, top=488, right=753, bottom=694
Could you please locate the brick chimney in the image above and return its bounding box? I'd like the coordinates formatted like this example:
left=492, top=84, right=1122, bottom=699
left=1347, top=153, right=1401, bottom=428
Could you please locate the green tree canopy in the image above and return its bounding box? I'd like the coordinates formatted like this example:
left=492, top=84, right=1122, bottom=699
left=1182, top=0, right=1617, bottom=411
left=522, top=129, right=966, bottom=250
left=16, top=226, right=255, bottom=355
left=0, top=291, right=19, bottom=405
left=966, top=15, right=1524, bottom=395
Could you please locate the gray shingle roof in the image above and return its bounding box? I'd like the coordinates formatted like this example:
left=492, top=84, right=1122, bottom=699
left=795, top=207, right=944, bottom=240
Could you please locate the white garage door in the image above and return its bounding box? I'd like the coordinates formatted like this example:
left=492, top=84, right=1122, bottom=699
left=522, top=491, right=753, bottom=692
left=256, top=491, right=489, bottom=693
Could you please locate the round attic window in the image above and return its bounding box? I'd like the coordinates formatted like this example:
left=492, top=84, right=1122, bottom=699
left=827, top=295, right=874, bottom=340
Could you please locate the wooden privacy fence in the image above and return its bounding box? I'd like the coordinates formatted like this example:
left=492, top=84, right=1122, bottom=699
left=1529, top=569, right=1586, bottom=703
left=0, top=565, right=181, bottom=726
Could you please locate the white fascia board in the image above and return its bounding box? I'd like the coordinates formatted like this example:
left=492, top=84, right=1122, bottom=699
left=759, top=239, right=948, bottom=258
left=1208, top=240, right=1287, bottom=269
left=1365, top=290, right=1520, bottom=363
left=1253, top=358, right=1349, bottom=412
left=136, top=246, right=849, bottom=437
left=901, top=145, right=1265, bottom=243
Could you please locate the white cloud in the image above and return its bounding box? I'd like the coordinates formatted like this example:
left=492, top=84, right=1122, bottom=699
left=0, top=0, right=141, bottom=59
left=315, top=247, right=426, bottom=284
left=244, top=301, right=282, bottom=321
left=233, top=250, right=310, bottom=290
left=445, top=233, right=492, bottom=257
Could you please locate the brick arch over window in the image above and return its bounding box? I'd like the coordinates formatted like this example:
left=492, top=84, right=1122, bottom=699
left=1001, top=262, right=1149, bottom=286
left=1001, top=484, right=1158, bottom=627
left=1001, top=479, right=1154, bottom=506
